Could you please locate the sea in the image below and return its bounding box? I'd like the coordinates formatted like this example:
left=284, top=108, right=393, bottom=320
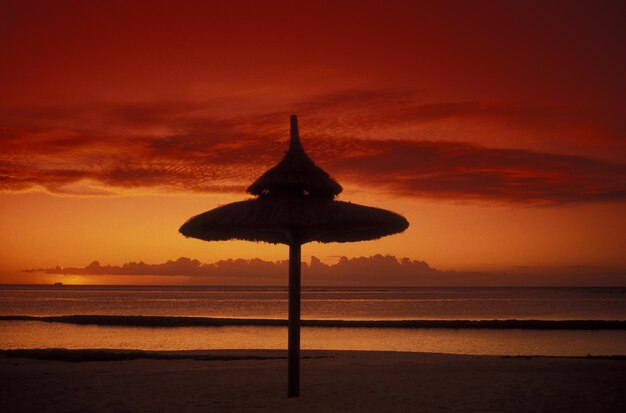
left=1, top=285, right=625, bottom=356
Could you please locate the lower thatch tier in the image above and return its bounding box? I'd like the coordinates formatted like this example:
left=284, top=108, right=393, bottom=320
left=179, top=198, right=409, bottom=245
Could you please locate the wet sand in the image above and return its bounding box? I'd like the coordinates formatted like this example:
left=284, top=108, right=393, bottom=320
left=1, top=350, right=624, bottom=412
left=3, top=315, right=625, bottom=329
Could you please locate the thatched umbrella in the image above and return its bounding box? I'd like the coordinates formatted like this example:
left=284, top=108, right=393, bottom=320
left=180, top=115, right=409, bottom=397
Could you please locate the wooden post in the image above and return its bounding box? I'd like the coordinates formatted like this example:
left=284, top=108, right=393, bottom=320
left=288, top=241, right=301, bottom=397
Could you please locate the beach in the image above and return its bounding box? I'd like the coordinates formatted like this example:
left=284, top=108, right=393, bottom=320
left=1, top=349, right=624, bottom=412
left=1, top=286, right=624, bottom=411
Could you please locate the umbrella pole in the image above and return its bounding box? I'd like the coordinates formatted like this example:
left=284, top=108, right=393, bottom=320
left=288, top=241, right=301, bottom=398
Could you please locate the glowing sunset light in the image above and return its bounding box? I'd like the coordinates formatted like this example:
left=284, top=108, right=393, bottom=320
left=0, top=0, right=624, bottom=286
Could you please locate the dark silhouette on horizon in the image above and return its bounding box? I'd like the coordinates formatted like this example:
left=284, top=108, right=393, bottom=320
left=26, top=255, right=626, bottom=287
left=179, top=115, right=408, bottom=397
left=4, top=315, right=623, bottom=331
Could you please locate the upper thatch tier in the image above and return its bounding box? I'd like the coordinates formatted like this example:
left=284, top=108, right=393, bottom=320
left=246, top=115, right=343, bottom=199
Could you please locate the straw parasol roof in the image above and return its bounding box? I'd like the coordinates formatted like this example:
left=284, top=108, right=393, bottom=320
left=180, top=115, right=409, bottom=243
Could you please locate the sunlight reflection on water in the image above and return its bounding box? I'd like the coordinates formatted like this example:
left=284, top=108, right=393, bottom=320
left=1, top=321, right=625, bottom=356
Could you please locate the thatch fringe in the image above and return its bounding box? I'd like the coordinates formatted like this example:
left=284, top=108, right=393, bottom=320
left=180, top=198, right=409, bottom=245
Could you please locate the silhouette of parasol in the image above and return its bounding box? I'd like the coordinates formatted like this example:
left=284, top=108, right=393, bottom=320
left=180, top=115, right=409, bottom=397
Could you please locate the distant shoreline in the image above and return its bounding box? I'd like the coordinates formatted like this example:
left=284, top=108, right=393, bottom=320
left=1, top=284, right=625, bottom=289
left=2, top=315, right=625, bottom=329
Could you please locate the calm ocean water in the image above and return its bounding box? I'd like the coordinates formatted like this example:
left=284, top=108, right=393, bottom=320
left=1, top=285, right=625, bottom=355
left=1, top=285, right=625, bottom=320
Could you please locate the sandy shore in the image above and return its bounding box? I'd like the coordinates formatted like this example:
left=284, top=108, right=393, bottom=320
left=1, top=350, right=624, bottom=412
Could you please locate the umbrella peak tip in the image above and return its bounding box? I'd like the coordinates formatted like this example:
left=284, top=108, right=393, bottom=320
left=289, top=114, right=301, bottom=151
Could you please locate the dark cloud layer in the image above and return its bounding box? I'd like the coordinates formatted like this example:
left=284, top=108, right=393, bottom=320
left=24, top=256, right=438, bottom=285
left=1, top=89, right=624, bottom=204
left=24, top=255, right=624, bottom=286
left=330, top=140, right=626, bottom=205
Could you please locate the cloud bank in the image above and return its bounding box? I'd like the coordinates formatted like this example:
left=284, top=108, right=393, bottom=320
left=2, top=89, right=625, bottom=204
left=24, top=255, right=625, bottom=286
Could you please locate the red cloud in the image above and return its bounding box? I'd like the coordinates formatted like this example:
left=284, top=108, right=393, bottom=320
left=1, top=90, right=624, bottom=204
left=329, top=140, right=626, bottom=205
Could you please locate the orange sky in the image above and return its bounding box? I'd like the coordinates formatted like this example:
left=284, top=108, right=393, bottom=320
left=1, top=0, right=625, bottom=285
